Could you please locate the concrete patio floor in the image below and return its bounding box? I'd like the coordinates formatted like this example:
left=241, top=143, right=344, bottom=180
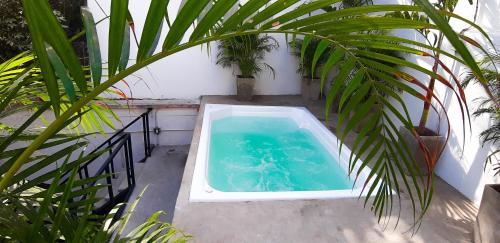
left=122, top=95, right=478, bottom=242
left=123, top=145, right=188, bottom=233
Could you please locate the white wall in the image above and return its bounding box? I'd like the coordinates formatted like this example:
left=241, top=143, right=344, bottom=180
left=88, top=0, right=302, bottom=100
left=103, top=105, right=198, bottom=145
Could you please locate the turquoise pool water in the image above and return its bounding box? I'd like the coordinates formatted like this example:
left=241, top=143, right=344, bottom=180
left=208, top=116, right=353, bottom=192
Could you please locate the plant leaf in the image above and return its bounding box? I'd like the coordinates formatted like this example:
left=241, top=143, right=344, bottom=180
left=119, top=24, right=131, bottom=72
left=190, top=0, right=239, bottom=41
left=108, top=0, right=130, bottom=76
left=163, top=0, right=210, bottom=50
left=22, top=1, right=60, bottom=115
left=216, top=0, right=270, bottom=34
left=311, top=39, right=330, bottom=78
left=46, top=45, right=76, bottom=102
left=413, top=0, right=486, bottom=84
left=82, top=7, right=102, bottom=87
left=137, top=0, right=170, bottom=62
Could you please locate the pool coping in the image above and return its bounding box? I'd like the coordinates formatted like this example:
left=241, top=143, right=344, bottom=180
left=171, top=95, right=477, bottom=242
left=190, top=104, right=375, bottom=202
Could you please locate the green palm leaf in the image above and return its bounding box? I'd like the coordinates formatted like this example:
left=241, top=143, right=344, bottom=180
left=163, top=0, right=210, bottom=50
left=190, top=0, right=238, bottom=41
left=216, top=0, right=270, bottom=33
left=108, top=0, right=130, bottom=76
left=82, top=7, right=103, bottom=87
left=413, top=0, right=486, bottom=84
left=22, top=0, right=87, bottom=112
left=137, top=0, right=170, bottom=62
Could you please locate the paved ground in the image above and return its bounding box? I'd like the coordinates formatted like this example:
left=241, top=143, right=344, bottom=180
left=171, top=95, right=478, bottom=243
left=123, top=145, right=188, bottom=233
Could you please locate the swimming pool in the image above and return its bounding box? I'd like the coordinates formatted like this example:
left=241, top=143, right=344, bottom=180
left=190, top=104, right=376, bottom=202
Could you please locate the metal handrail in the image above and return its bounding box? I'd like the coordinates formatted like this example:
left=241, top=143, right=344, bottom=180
left=84, top=133, right=134, bottom=206
left=60, top=108, right=153, bottom=215
left=87, top=107, right=153, bottom=161
left=59, top=108, right=153, bottom=184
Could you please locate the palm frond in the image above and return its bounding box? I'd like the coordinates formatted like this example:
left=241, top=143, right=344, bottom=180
left=462, top=51, right=500, bottom=176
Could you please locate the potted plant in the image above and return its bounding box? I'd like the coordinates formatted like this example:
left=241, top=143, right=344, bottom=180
left=290, top=38, right=330, bottom=101
left=396, top=0, right=462, bottom=176
left=463, top=52, right=500, bottom=243
left=291, top=0, right=373, bottom=102
left=216, top=34, right=278, bottom=101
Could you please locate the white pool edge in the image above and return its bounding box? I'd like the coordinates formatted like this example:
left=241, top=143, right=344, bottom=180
left=190, top=104, right=378, bottom=202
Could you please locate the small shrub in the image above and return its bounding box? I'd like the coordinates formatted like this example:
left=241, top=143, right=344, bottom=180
left=0, top=0, right=67, bottom=61
left=0, top=0, right=31, bottom=61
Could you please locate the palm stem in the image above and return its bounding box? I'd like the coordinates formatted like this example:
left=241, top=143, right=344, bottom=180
left=418, top=29, right=445, bottom=132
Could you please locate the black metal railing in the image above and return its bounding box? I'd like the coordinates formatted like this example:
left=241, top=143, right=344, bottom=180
left=58, top=108, right=153, bottom=216
left=88, top=132, right=135, bottom=215
left=86, top=107, right=153, bottom=164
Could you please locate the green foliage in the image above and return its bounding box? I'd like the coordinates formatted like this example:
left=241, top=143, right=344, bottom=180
left=463, top=53, right=500, bottom=176
left=216, top=34, right=279, bottom=78
left=341, top=0, right=373, bottom=8
left=0, top=174, right=191, bottom=242
left=413, top=0, right=464, bottom=132
left=0, top=53, right=188, bottom=242
left=0, top=0, right=494, bottom=230
left=290, top=38, right=330, bottom=78
left=104, top=187, right=191, bottom=242
left=0, top=0, right=31, bottom=61
left=434, top=0, right=459, bottom=12
left=293, top=0, right=373, bottom=79
left=82, top=7, right=102, bottom=87
left=0, top=0, right=66, bottom=61
left=0, top=52, right=119, bottom=136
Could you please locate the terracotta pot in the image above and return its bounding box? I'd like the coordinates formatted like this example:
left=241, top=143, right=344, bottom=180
left=236, top=76, right=255, bottom=101
left=301, top=78, right=321, bottom=100
left=398, top=126, right=445, bottom=176
left=474, top=184, right=500, bottom=243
